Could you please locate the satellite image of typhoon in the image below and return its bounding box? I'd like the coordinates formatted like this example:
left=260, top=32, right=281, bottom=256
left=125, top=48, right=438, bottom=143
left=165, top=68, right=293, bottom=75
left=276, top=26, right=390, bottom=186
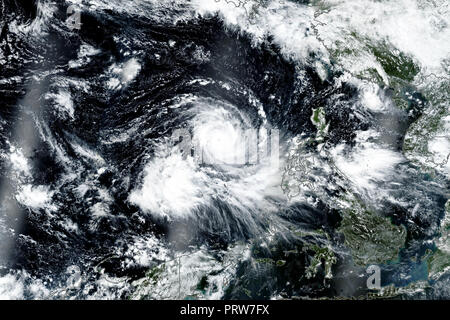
left=0, top=0, right=449, bottom=300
